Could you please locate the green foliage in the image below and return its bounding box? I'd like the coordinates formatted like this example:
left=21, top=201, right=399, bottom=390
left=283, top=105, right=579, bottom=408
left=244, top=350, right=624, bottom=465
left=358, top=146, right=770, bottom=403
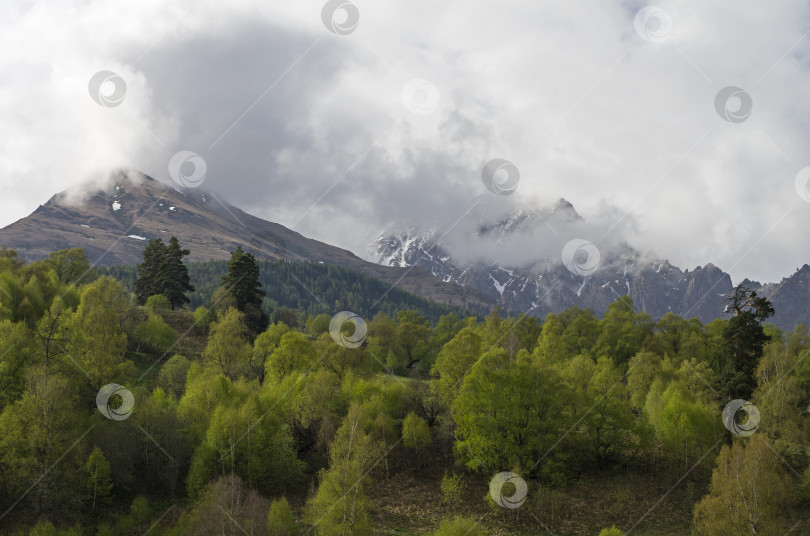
left=692, top=435, right=793, bottom=535
left=131, top=387, right=187, bottom=495
left=157, top=354, right=192, bottom=398
left=28, top=521, right=57, bottom=536
left=0, top=319, right=34, bottom=410
left=133, top=311, right=177, bottom=354
left=627, top=351, right=672, bottom=411
left=646, top=380, right=720, bottom=469
left=393, top=311, right=433, bottom=373
left=440, top=472, right=465, bottom=506
left=134, top=237, right=195, bottom=309
left=274, top=307, right=300, bottom=328
left=266, top=331, right=316, bottom=381
left=163, top=237, right=196, bottom=309
left=252, top=322, right=290, bottom=381
left=192, top=305, right=215, bottom=335
left=561, top=355, right=643, bottom=464
left=315, top=332, right=374, bottom=380
left=69, top=276, right=130, bottom=390
left=129, top=495, right=151, bottom=525
left=189, top=381, right=305, bottom=497
left=44, top=248, right=97, bottom=285
left=306, top=313, right=332, bottom=335
left=84, top=447, right=112, bottom=511
left=800, top=465, right=810, bottom=501
left=453, top=348, right=569, bottom=474
left=537, top=307, right=600, bottom=363
left=306, top=405, right=383, bottom=536
left=753, top=336, right=810, bottom=456
left=222, top=246, right=268, bottom=335
left=718, top=283, right=775, bottom=400
left=144, top=293, right=171, bottom=311
left=431, top=326, right=481, bottom=405
left=2, top=246, right=803, bottom=536
left=402, top=411, right=431, bottom=449
left=102, top=259, right=480, bottom=326
left=204, top=307, right=253, bottom=380
left=0, top=368, right=85, bottom=516
left=181, top=474, right=270, bottom=536
left=433, top=516, right=486, bottom=536
left=594, top=296, right=653, bottom=366
left=598, top=527, right=624, bottom=536
left=267, top=496, right=295, bottom=536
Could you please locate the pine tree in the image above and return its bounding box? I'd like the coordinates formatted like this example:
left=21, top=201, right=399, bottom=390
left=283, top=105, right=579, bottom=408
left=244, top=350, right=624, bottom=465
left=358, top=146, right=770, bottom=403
left=221, top=246, right=267, bottom=335
left=718, top=283, right=775, bottom=400
left=134, top=237, right=194, bottom=309
left=134, top=238, right=166, bottom=305
left=162, top=237, right=194, bottom=309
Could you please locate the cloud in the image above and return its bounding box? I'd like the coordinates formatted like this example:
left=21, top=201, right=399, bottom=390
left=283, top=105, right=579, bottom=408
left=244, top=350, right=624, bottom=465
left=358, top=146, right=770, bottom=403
left=2, top=0, right=810, bottom=284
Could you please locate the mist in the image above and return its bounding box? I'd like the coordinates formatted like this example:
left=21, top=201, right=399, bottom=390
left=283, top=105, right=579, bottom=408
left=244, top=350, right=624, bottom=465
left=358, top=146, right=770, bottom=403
left=2, top=0, right=810, bottom=284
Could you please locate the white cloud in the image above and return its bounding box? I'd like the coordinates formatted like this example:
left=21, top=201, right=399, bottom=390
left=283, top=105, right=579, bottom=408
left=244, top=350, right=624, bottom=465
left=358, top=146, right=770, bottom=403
left=2, top=0, right=810, bottom=283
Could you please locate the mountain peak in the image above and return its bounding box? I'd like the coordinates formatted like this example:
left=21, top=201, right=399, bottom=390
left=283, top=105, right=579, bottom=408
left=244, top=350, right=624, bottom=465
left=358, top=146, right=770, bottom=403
left=552, top=198, right=581, bottom=220
left=0, top=169, right=495, bottom=313
left=50, top=168, right=177, bottom=209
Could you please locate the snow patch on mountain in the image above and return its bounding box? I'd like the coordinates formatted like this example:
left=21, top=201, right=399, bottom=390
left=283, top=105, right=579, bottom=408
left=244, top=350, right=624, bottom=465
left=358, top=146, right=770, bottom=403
left=370, top=199, right=735, bottom=323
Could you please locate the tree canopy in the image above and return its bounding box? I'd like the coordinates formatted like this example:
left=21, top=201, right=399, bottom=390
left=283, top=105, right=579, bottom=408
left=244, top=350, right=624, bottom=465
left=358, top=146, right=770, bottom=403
left=134, top=237, right=194, bottom=309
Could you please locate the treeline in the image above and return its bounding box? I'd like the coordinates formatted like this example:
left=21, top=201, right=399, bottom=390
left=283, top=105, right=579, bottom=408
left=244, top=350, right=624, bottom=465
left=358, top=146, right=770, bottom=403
left=100, top=258, right=480, bottom=325
left=0, top=243, right=808, bottom=535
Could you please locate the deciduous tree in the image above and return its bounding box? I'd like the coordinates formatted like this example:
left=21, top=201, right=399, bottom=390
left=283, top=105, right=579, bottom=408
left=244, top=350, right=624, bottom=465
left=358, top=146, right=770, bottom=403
left=692, top=435, right=793, bottom=535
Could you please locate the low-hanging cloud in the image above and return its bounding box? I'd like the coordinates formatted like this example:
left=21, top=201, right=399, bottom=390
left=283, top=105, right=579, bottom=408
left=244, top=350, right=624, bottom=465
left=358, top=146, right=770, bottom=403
left=2, top=0, right=810, bottom=284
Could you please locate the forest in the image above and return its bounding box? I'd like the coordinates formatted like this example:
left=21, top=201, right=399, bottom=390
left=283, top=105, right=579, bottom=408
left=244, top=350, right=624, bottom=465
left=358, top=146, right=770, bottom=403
left=99, top=257, right=481, bottom=324
left=0, top=242, right=809, bottom=536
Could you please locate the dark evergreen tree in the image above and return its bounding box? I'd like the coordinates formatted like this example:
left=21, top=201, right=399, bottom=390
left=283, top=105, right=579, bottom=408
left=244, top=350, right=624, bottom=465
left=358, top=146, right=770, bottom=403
left=134, top=238, right=166, bottom=305
left=162, top=237, right=194, bottom=309
left=717, top=283, right=775, bottom=400
left=134, top=237, right=195, bottom=309
left=222, top=246, right=268, bottom=335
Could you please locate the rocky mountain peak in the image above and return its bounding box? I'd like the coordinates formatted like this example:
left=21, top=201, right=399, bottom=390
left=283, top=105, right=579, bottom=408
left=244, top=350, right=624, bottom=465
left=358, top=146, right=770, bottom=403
left=552, top=198, right=581, bottom=221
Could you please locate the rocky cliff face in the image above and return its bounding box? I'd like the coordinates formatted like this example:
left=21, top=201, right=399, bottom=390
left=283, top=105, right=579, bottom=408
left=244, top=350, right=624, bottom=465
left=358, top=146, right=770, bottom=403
left=372, top=200, right=806, bottom=330
left=756, top=265, right=810, bottom=330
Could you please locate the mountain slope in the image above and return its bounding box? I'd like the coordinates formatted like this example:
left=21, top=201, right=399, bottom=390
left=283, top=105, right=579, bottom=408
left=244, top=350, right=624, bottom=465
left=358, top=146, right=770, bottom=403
left=0, top=170, right=494, bottom=313
left=372, top=201, right=808, bottom=331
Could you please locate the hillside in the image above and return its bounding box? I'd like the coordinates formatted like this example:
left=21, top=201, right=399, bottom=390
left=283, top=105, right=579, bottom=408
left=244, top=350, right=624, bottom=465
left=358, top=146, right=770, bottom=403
left=101, top=259, right=483, bottom=323
left=0, top=169, right=494, bottom=312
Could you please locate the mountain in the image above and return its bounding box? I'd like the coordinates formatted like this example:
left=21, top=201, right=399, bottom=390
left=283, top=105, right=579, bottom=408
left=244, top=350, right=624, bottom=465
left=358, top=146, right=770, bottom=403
left=0, top=169, right=494, bottom=313
left=4, top=171, right=807, bottom=331
left=372, top=200, right=809, bottom=331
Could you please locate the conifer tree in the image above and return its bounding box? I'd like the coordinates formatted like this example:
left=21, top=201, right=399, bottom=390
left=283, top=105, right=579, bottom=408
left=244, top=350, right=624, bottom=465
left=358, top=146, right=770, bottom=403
left=718, top=283, right=775, bottom=400
left=134, top=237, right=194, bottom=309
left=162, top=237, right=194, bottom=309
left=221, top=246, right=267, bottom=334
left=134, top=238, right=165, bottom=304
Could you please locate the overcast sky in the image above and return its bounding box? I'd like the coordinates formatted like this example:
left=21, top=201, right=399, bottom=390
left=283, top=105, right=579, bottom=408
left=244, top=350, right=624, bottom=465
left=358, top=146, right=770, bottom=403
left=2, top=0, right=810, bottom=284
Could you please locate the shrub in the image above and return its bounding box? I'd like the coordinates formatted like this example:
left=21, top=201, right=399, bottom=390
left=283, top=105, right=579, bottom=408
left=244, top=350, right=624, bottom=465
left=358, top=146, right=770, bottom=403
left=130, top=495, right=151, bottom=525
left=440, top=472, right=465, bottom=506
left=145, top=294, right=171, bottom=311
left=434, top=516, right=486, bottom=536
left=133, top=312, right=177, bottom=353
